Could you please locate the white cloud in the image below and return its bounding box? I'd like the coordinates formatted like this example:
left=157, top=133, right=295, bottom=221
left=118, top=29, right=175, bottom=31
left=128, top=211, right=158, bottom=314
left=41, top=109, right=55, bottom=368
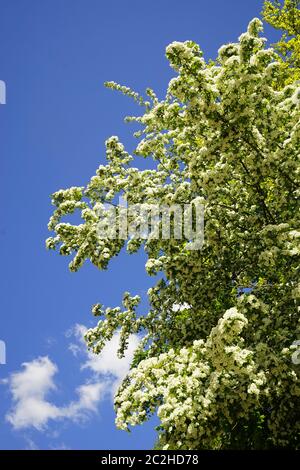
left=64, top=382, right=105, bottom=420
left=70, top=324, right=139, bottom=386
left=6, top=357, right=61, bottom=430
left=5, top=328, right=139, bottom=431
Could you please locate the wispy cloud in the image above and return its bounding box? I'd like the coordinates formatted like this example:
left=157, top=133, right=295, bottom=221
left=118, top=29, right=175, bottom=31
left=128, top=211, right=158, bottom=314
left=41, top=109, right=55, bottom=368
left=4, top=328, right=139, bottom=431
left=49, top=442, right=71, bottom=450
left=24, top=436, right=40, bottom=450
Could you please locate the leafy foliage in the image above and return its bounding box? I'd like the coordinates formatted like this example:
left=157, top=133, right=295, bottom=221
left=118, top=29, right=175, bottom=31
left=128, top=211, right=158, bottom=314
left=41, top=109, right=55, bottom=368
left=263, top=0, right=300, bottom=85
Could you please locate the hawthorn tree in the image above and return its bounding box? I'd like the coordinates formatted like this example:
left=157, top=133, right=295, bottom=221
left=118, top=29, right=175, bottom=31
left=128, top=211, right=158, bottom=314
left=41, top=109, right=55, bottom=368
left=47, top=18, right=300, bottom=449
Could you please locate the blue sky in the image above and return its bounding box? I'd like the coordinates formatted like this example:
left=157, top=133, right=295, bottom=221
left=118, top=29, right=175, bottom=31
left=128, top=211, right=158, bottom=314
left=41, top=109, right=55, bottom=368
left=0, top=0, right=278, bottom=450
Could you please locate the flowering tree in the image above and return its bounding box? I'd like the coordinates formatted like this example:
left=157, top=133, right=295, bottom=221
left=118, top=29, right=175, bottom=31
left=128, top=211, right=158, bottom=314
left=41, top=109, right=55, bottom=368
left=263, top=0, right=300, bottom=85
left=47, top=18, right=300, bottom=449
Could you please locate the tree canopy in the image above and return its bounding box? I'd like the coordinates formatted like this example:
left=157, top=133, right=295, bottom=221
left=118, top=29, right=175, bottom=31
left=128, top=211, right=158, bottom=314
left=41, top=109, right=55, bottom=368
left=47, top=16, right=300, bottom=449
